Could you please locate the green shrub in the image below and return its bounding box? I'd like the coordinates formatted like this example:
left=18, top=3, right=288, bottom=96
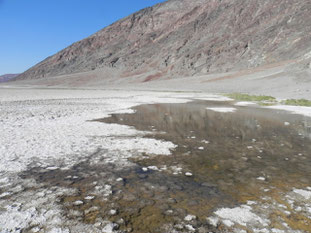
left=226, top=93, right=276, bottom=102
left=282, top=99, right=311, bottom=107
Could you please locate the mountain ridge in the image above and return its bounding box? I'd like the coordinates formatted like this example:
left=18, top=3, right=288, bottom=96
left=14, top=0, right=311, bottom=85
left=0, top=74, right=19, bottom=82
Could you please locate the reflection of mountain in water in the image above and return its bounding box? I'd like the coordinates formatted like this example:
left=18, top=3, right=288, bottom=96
left=105, top=101, right=311, bottom=145
left=301, top=117, right=311, bottom=140
left=102, top=101, right=311, bottom=194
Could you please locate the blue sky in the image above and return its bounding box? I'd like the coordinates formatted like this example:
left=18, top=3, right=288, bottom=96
left=0, top=0, right=165, bottom=74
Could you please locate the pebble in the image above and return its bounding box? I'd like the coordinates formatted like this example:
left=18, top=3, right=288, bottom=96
left=109, top=209, right=117, bottom=215
left=247, top=201, right=257, bottom=205
left=184, top=214, right=197, bottom=221
left=85, top=196, right=95, bottom=200
left=117, top=218, right=125, bottom=225
left=94, top=222, right=102, bottom=227
left=165, top=209, right=174, bottom=215
left=174, top=224, right=184, bottom=230
left=32, top=227, right=41, bottom=232
left=257, top=177, right=266, bottom=181
left=73, top=200, right=83, bottom=206
left=185, top=172, right=193, bottom=177
left=102, top=222, right=119, bottom=232
left=185, top=224, right=196, bottom=232
left=142, top=167, right=148, bottom=172
left=116, top=178, right=123, bottom=182
left=284, top=122, right=290, bottom=126
left=95, top=186, right=102, bottom=190
left=201, top=140, right=210, bottom=144
left=167, top=198, right=177, bottom=204
left=148, top=166, right=159, bottom=171
left=85, top=206, right=99, bottom=215
left=46, top=166, right=59, bottom=170
left=198, top=147, right=204, bottom=150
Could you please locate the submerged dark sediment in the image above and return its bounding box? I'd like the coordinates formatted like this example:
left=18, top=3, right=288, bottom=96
left=99, top=101, right=311, bottom=232
left=18, top=100, right=311, bottom=232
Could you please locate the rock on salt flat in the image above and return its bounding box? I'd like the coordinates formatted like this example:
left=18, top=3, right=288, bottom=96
left=184, top=214, right=196, bottom=221
left=101, top=222, right=118, bottom=233
left=185, top=172, right=193, bottom=177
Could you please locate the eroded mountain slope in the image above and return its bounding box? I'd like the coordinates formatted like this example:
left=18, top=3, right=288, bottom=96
left=16, top=0, right=311, bottom=83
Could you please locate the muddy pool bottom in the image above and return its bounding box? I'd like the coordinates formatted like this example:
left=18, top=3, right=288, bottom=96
left=26, top=101, right=311, bottom=232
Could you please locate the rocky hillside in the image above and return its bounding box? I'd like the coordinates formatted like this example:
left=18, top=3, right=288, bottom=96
left=0, top=74, right=19, bottom=82
left=15, top=0, right=311, bottom=83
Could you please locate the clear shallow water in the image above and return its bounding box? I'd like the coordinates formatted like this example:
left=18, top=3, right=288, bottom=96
left=103, top=101, right=311, bottom=191
left=100, top=101, right=311, bottom=232
left=22, top=101, right=311, bottom=232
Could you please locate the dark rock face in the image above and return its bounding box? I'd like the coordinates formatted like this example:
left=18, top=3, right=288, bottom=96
left=0, top=74, right=19, bottom=82
left=15, top=0, right=311, bottom=82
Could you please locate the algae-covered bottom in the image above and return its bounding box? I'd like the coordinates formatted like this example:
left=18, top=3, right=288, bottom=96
left=100, top=101, right=311, bottom=232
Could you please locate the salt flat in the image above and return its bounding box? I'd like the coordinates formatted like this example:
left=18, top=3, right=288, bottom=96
left=0, top=88, right=193, bottom=232
left=0, top=88, right=310, bottom=233
left=0, top=88, right=230, bottom=232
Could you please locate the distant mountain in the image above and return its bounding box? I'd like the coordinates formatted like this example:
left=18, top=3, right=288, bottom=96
left=0, top=74, right=19, bottom=82
left=14, top=0, right=311, bottom=85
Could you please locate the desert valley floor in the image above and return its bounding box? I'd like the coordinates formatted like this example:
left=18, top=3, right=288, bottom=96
left=0, top=88, right=311, bottom=233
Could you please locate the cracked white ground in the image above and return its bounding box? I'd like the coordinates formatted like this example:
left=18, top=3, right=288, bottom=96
left=0, top=88, right=310, bottom=233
